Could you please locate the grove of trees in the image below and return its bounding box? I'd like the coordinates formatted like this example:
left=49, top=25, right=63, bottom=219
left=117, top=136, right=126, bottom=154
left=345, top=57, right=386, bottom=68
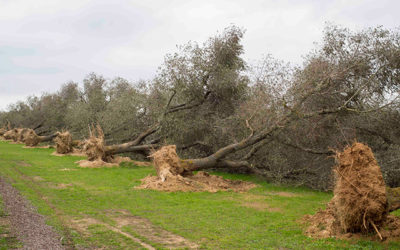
left=2, top=24, right=400, bottom=190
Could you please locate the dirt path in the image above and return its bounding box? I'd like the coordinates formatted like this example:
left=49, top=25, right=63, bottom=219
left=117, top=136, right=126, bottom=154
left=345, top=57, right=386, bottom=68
left=0, top=177, right=65, bottom=250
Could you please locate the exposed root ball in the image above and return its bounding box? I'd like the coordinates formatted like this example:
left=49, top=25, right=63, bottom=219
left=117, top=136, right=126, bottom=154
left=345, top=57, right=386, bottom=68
left=138, top=145, right=257, bottom=193
left=82, top=125, right=110, bottom=161
left=3, top=130, right=14, bottom=140
left=54, top=131, right=73, bottom=154
left=23, top=129, right=39, bottom=146
left=305, top=142, right=400, bottom=241
left=17, top=128, right=30, bottom=142
left=149, top=145, right=188, bottom=181
left=22, top=129, right=41, bottom=146
left=333, top=142, right=388, bottom=233
left=0, top=127, right=6, bottom=136
left=4, top=128, right=24, bottom=142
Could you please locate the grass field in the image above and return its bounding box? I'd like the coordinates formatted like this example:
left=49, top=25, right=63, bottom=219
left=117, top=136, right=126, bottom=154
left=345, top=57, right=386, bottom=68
left=0, top=140, right=399, bottom=249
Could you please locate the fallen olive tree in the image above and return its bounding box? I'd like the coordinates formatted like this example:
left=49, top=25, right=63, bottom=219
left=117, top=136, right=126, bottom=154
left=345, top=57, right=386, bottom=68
left=82, top=124, right=159, bottom=162
left=23, top=129, right=59, bottom=147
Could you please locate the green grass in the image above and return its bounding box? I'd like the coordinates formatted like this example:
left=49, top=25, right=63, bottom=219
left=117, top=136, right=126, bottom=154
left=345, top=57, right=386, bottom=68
left=0, top=140, right=399, bottom=249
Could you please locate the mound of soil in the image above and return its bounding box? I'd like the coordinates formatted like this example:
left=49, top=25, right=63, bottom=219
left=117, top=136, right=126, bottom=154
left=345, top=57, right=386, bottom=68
left=136, top=171, right=257, bottom=192
left=51, top=150, right=85, bottom=157
left=23, top=145, right=51, bottom=149
left=76, top=156, right=133, bottom=168
left=304, top=142, right=400, bottom=241
left=136, top=145, right=257, bottom=192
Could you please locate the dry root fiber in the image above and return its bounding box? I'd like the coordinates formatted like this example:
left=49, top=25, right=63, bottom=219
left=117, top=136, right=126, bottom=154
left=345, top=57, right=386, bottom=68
left=0, top=127, right=6, bottom=137
left=54, top=131, right=80, bottom=154
left=82, top=125, right=109, bottom=161
left=136, top=145, right=257, bottom=193
left=150, top=145, right=189, bottom=181
left=305, top=142, right=400, bottom=241
left=4, top=128, right=22, bottom=142
left=23, top=129, right=42, bottom=146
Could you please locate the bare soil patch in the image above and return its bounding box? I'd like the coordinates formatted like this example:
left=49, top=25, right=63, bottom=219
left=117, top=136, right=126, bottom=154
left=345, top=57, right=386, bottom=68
left=23, top=145, right=51, bottom=149
left=59, top=168, right=77, bottom=171
left=228, top=193, right=282, bottom=212
left=130, top=161, right=152, bottom=167
left=304, top=142, right=400, bottom=241
left=15, top=161, right=31, bottom=167
left=32, top=176, right=44, bottom=182
left=241, top=201, right=277, bottom=211
left=0, top=177, right=65, bottom=249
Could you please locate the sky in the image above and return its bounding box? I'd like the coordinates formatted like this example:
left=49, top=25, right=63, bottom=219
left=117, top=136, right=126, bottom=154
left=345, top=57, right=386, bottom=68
left=0, top=0, right=399, bottom=110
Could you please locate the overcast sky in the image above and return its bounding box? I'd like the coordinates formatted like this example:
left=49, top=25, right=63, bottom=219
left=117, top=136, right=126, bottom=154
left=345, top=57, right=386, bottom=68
left=0, top=0, right=399, bottom=110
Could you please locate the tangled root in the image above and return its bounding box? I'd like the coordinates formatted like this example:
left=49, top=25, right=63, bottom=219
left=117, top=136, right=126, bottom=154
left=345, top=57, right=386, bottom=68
left=82, top=125, right=109, bottom=161
left=305, top=142, right=400, bottom=240
left=333, top=142, right=388, bottom=233
left=3, top=130, right=13, bottom=140
left=149, top=145, right=189, bottom=181
left=54, top=131, right=74, bottom=154
left=21, top=129, right=41, bottom=146
left=4, top=128, right=23, bottom=142
left=17, top=128, right=29, bottom=142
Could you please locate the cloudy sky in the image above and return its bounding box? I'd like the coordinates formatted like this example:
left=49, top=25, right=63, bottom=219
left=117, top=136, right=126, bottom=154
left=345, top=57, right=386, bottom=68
left=0, top=0, right=399, bottom=110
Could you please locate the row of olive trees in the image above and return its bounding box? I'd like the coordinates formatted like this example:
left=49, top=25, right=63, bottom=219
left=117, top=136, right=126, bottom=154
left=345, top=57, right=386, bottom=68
left=1, top=24, right=400, bottom=190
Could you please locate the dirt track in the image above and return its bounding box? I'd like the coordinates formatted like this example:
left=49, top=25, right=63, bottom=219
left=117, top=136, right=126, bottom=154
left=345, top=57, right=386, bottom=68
left=0, top=177, right=65, bottom=249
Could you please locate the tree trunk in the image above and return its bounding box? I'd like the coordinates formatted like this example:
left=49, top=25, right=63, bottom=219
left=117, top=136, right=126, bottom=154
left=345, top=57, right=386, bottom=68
left=38, top=133, right=59, bottom=142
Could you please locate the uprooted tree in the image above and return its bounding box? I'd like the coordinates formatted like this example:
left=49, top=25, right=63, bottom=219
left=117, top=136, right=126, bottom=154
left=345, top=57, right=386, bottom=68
left=81, top=124, right=159, bottom=163
left=305, top=142, right=400, bottom=240
left=136, top=145, right=257, bottom=192
left=23, top=129, right=59, bottom=147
